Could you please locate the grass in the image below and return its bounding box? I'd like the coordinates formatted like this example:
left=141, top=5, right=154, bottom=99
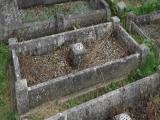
left=111, top=0, right=160, bottom=15
left=0, top=43, right=18, bottom=120
left=127, top=0, right=160, bottom=15
left=128, top=39, right=159, bottom=81
left=110, top=0, right=160, bottom=28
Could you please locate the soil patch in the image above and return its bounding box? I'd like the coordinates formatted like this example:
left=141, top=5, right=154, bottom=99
left=19, top=1, right=92, bottom=23
left=107, top=89, right=160, bottom=120
left=19, top=34, right=130, bottom=86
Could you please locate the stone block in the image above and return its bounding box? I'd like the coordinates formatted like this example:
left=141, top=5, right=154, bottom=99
left=117, top=1, right=127, bottom=15
left=111, top=16, right=120, bottom=29
left=11, top=49, right=22, bottom=80
left=127, top=12, right=136, bottom=32
left=8, top=38, right=17, bottom=50
left=139, top=44, right=149, bottom=65
left=100, top=0, right=111, bottom=21
left=69, top=42, right=86, bottom=67
left=15, top=79, right=29, bottom=114
left=56, top=14, right=66, bottom=32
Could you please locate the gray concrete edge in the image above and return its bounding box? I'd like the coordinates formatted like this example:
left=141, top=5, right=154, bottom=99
left=46, top=72, right=160, bottom=120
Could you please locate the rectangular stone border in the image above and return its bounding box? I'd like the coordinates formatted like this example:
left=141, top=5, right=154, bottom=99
left=17, top=0, right=90, bottom=9
left=46, top=72, right=160, bottom=120
left=9, top=19, right=147, bottom=114
left=126, top=10, right=160, bottom=55
left=127, top=10, right=160, bottom=33
left=2, top=0, right=111, bottom=41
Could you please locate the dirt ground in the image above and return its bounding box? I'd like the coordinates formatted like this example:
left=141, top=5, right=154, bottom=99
left=19, top=34, right=130, bottom=86
left=108, top=89, right=160, bottom=120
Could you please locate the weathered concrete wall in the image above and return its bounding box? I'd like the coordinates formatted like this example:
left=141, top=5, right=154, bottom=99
left=15, top=19, right=56, bottom=41
left=115, top=23, right=140, bottom=50
left=46, top=72, right=160, bottom=120
left=17, top=0, right=79, bottom=9
left=130, top=22, right=149, bottom=39
left=127, top=10, right=160, bottom=29
left=60, top=9, right=108, bottom=32
left=9, top=38, right=29, bottom=114
left=1, top=0, right=111, bottom=42
left=28, top=53, right=140, bottom=108
left=114, top=19, right=149, bottom=65
left=10, top=22, right=113, bottom=55
left=0, top=0, right=22, bottom=41
left=17, top=0, right=111, bottom=9
left=10, top=20, right=145, bottom=114
left=100, top=0, right=111, bottom=21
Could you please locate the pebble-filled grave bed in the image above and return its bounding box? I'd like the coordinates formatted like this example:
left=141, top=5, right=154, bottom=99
left=19, top=33, right=131, bottom=86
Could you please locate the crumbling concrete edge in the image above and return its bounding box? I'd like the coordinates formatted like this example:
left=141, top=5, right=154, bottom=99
left=46, top=72, right=160, bottom=120
left=12, top=22, right=113, bottom=55
left=126, top=11, right=160, bottom=59
left=127, top=10, right=160, bottom=32
left=112, top=16, right=149, bottom=65
left=9, top=38, right=29, bottom=114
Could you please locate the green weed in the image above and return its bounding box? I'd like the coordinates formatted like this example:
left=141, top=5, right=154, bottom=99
left=0, top=44, right=18, bottom=120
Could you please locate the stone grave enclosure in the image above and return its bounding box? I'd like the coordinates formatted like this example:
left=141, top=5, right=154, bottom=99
left=127, top=10, right=160, bottom=54
left=9, top=16, right=149, bottom=115
left=2, top=0, right=159, bottom=119
left=46, top=71, right=160, bottom=120
left=0, top=0, right=111, bottom=41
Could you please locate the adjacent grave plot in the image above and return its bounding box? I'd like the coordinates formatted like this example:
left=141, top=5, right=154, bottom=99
left=1, top=0, right=111, bottom=41
left=109, top=88, right=160, bottom=120
left=19, top=1, right=92, bottom=23
left=45, top=71, right=160, bottom=120
left=106, top=0, right=160, bottom=16
left=139, top=20, right=160, bottom=43
left=106, top=0, right=144, bottom=14
left=9, top=19, right=147, bottom=114
left=127, top=10, right=160, bottom=52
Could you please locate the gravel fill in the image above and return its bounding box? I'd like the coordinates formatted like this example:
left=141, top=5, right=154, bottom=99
left=19, top=34, right=129, bottom=86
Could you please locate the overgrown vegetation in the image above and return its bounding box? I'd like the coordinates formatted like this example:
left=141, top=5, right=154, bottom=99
left=111, top=0, right=160, bottom=16
left=126, top=0, right=160, bottom=15
left=110, top=0, right=160, bottom=28
left=0, top=44, right=17, bottom=120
